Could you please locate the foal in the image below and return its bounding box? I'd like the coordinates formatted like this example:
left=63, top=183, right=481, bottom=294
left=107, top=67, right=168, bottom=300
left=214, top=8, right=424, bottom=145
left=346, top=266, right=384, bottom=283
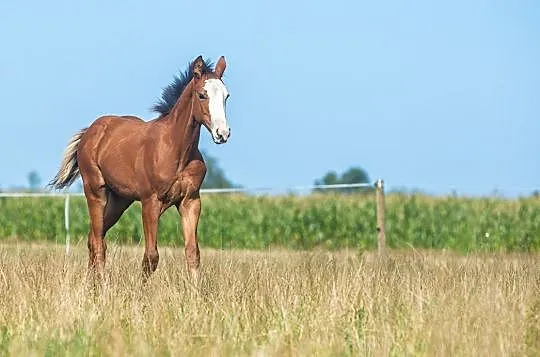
left=50, top=55, right=231, bottom=281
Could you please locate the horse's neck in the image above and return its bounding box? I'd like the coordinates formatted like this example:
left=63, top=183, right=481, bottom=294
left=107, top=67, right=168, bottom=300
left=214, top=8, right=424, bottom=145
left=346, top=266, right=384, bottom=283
left=164, top=89, right=201, bottom=170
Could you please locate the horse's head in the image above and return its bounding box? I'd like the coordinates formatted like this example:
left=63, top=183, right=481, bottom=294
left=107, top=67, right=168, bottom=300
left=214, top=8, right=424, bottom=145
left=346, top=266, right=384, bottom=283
left=190, top=56, right=230, bottom=144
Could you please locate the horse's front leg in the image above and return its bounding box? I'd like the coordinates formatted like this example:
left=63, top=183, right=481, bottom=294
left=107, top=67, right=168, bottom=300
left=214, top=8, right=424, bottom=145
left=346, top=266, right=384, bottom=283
left=177, top=194, right=202, bottom=283
left=141, top=197, right=163, bottom=280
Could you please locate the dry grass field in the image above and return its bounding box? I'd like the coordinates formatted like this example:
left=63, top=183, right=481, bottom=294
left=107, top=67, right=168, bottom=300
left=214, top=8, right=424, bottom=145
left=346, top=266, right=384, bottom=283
left=0, top=242, right=538, bottom=356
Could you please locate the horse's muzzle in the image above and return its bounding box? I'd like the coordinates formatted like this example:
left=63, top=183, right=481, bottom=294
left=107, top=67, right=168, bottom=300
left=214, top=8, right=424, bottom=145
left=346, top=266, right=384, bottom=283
left=213, top=127, right=230, bottom=144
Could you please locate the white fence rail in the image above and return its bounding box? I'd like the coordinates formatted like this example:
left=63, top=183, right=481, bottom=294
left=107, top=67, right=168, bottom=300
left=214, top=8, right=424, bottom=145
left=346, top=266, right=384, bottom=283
left=0, top=182, right=374, bottom=197
left=0, top=180, right=386, bottom=255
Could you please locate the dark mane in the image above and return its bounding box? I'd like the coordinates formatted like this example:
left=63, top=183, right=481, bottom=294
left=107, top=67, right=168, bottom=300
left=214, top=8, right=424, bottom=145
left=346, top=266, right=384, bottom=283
left=151, top=58, right=214, bottom=116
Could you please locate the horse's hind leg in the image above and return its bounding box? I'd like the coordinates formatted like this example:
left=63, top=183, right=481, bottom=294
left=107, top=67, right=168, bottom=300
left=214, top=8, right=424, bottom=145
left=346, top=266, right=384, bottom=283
left=84, top=185, right=132, bottom=279
left=83, top=184, right=107, bottom=276
left=101, top=191, right=133, bottom=262
left=103, top=191, right=133, bottom=237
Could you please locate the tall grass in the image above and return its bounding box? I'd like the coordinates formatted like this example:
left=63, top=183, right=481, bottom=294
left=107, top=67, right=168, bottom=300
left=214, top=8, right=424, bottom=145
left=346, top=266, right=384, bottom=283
left=0, top=243, right=538, bottom=356
left=0, top=193, right=538, bottom=252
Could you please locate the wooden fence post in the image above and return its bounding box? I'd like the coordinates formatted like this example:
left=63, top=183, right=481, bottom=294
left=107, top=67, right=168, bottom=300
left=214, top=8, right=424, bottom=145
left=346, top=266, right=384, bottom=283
left=375, top=179, right=386, bottom=255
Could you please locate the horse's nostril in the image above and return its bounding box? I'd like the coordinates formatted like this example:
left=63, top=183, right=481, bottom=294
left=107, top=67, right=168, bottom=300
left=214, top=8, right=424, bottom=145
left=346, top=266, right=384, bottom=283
left=215, top=128, right=229, bottom=142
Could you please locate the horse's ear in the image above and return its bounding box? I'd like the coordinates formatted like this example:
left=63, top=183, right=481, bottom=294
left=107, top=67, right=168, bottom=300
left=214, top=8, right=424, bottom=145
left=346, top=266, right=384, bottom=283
left=192, top=55, right=204, bottom=79
left=215, top=56, right=226, bottom=79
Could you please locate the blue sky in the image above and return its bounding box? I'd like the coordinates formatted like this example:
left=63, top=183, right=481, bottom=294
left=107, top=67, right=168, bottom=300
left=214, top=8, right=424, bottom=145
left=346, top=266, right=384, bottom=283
left=0, top=1, right=538, bottom=196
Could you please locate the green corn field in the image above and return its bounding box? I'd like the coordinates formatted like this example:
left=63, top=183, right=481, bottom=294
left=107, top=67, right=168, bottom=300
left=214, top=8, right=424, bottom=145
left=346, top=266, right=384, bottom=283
left=0, top=193, right=538, bottom=252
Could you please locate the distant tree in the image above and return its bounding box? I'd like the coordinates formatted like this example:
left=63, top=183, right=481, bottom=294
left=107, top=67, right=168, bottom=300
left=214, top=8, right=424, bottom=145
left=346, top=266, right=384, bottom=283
left=341, top=167, right=370, bottom=186
left=201, top=151, right=239, bottom=189
left=27, top=170, right=42, bottom=192
left=314, top=166, right=372, bottom=194
left=315, top=171, right=339, bottom=186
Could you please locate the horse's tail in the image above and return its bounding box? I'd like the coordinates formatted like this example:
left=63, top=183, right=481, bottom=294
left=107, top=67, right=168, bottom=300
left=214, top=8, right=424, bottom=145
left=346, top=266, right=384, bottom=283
left=48, top=128, right=88, bottom=190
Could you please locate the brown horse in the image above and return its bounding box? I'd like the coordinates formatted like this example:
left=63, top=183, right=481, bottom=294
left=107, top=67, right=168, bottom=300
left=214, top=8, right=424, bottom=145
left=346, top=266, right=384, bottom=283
left=49, top=55, right=231, bottom=281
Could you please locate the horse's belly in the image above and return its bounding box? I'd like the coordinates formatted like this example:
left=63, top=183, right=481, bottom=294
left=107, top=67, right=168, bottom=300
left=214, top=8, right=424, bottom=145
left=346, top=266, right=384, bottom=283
left=101, top=163, right=141, bottom=200
left=98, top=142, right=144, bottom=200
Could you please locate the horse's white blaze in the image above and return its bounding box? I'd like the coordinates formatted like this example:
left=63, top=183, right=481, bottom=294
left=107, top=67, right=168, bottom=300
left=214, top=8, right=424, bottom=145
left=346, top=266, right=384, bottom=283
left=204, top=78, right=230, bottom=143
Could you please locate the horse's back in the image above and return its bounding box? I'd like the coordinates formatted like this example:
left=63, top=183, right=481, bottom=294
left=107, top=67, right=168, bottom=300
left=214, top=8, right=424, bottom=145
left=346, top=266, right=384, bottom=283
left=89, top=114, right=145, bottom=129
left=82, top=115, right=145, bottom=142
left=83, top=114, right=151, bottom=149
left=120, top=115, right=146, bottom=122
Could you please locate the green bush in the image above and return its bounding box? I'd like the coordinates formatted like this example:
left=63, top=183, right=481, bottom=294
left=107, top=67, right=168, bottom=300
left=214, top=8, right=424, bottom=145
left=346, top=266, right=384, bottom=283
left=0, top=193, right=538, bottom=252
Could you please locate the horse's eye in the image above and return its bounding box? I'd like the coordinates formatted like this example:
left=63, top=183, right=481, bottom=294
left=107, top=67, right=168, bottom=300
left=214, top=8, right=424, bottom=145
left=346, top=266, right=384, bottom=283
left=198, top=93, right=207, bottom=100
